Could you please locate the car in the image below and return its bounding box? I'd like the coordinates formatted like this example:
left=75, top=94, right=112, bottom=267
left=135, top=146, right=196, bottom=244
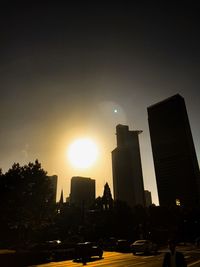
left=74, top=242, right=103, bottom=261
left=27, top=239, right=74, bottom=262
left=102, top=237, right=117, bottom=251
left=19, top=240, right=59, bottom=264
left=130, top=240, right=158, bottom=255
left=115, top=239, right=131, bottom=252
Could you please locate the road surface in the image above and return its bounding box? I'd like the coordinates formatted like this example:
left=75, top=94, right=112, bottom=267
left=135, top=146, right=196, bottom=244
left=29, top=248, right=200, bottom=267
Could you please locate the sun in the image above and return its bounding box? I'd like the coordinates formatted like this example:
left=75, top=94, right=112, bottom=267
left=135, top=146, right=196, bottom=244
left=67, top=138, right=98, bottom=169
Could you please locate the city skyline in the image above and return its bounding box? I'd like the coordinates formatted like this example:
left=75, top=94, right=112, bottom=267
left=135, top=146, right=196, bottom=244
left=1, top=3, right=200, bottom=205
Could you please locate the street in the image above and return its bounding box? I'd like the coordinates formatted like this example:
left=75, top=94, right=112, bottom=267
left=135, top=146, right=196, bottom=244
left=29, top=247, right=200, bottom=267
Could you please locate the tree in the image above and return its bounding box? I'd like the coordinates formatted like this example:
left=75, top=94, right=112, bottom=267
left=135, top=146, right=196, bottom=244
left=0, top=160, right=57, bottom=245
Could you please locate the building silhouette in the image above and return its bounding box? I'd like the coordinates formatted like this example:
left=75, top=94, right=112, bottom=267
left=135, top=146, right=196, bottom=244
left=148, top=94, right=200, bottom=207
left=144, top=190, right=152, bottom=207
left=102, top=182, right=113, bottom=210
left=70, top=176, right=95, bottom=209
left=47, top=175, right=58, bottom=204
left=112, top=124, right=145, bottom=207
left=57, top=189, right=64, bottom=214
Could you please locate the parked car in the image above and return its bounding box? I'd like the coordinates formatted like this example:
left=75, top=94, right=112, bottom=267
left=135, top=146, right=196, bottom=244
left=130, top=240, right=158, bottom=255
left=115, top=239, right=131, bottom=252
left=27, top=239, right=74, bottom=262
left=22, top=240, right=62, bottom=264
left=102, top=237, right=117, bottom=251
left=74, top=242, right=103, bottom=261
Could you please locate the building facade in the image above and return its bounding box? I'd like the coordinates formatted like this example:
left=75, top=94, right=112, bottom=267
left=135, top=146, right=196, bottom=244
left=47, top=175, right=58, bottom=204
left=144, top=190, right=152, bottom=207
left=70, top=176, right=95, bottom=209
left=112, top=124, right=145, bottom=208
left=148, top=94, right=200, bottom=207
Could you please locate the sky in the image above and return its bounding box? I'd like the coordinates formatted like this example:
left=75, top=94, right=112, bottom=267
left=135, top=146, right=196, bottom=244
left=1, top=2, right=200, bottom=204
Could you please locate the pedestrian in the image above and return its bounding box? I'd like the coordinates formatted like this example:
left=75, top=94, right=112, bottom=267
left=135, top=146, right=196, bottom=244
left=162, top=239, right=187, bottom=267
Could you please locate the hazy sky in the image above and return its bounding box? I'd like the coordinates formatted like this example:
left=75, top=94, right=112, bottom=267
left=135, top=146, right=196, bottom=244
left=1, top=3, right=200, bottom=204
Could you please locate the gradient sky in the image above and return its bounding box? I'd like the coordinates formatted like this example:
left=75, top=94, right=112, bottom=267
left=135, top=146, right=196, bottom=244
left=1, top=3, right=200, bottom=204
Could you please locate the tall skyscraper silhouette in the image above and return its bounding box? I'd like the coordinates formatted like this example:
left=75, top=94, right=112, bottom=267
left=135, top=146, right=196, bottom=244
left=112, top=124, right=145, bottom=208
left=148, top=94, right=200, bottom=207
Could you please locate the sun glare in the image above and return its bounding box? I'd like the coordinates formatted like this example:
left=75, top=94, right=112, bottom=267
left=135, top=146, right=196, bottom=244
left=67, top=138, right=98, bottom=169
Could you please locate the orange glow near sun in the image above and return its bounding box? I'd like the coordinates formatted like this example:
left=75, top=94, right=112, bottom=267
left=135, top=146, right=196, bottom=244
left=67, top=138, right=98, bottom=169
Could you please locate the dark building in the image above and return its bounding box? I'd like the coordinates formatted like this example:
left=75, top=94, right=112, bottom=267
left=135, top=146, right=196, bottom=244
left=148, top=94, right=200, bottom=207
left=144, top=190, right=152, bottom=207
left=47, top=175, right=58, bottom=204
left=112, top=124, right=145, bottom=207
left=70, top=176, right=95, bottom=209
left=102, top=182, right=113, bottom=210
left=57, top=189, right=64, bottom=214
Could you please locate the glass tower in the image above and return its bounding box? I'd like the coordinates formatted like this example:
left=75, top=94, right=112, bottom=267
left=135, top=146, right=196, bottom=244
left=148, top=94, right=200, bottom=207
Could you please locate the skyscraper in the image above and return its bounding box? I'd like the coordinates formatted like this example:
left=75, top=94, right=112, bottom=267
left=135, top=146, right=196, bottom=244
left=47, top=175, right=58, bottom=204
left=148, top=94, right=200, bottom=207
left=112, top=124, right=145, bottom=207
left=70, top=176, right=95, bottom=209
left=144, top=190, right=152, bottom=207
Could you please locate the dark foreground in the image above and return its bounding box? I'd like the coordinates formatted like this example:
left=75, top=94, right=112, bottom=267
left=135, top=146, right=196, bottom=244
left=1, top=244, right=200, bottom=267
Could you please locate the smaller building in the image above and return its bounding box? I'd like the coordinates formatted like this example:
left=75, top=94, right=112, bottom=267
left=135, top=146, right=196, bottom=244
left=47, top=175, right=58, bottom=204
left=102, top=182, right=113, bottom=210
left=144, top=190, right=152, bottom=207
left=70, top=176, right=95, bottom=209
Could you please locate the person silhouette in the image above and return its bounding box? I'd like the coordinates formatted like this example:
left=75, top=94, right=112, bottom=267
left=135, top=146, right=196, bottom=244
left=162, top=239, right=187, bottom=267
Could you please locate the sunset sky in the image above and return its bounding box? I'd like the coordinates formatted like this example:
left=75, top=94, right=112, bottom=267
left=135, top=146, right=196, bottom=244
left=1, top=3, right=200, bottom=204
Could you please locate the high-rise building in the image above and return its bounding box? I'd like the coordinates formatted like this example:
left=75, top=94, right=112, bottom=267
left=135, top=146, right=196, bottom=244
left=112, top=124, right=145, bottom=207
left=148, top=94, right=200, bottom=207
left=70, top=176, right=95, bottom=209
left=47, top=175, right=58, bottom=203
left=144, top=190, right=152, bottom=207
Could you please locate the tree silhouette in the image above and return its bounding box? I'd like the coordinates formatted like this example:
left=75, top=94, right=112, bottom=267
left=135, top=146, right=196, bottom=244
left=0, top=160, right=56, bottom=245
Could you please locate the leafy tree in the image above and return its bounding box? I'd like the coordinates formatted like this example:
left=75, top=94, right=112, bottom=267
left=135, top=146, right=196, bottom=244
left=0, top=160, right=57, bottom=245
